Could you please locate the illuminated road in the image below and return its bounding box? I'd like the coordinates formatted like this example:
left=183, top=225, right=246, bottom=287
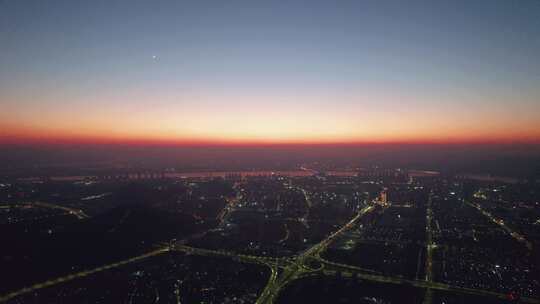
left=292, top=185, right=312, bottom=228
left=2, top=202, right=538, bottom=304
left=298, top=187, right=313, bottom=209
left=0, top=248, right=169, bottom=303
left=217, top=190, right=241, bottom=227
left=424, top=192, right=435, bottom=304
left=465, top=200, right=533, bottom=250
left=171, top=244, right=288, bottom=268
left=278, top=223, right=290, bottom=243
left=256, top=205, right=376, bottom=304
left=313, top=263, right=540, bottom=304
left=171, top=243, right=287, bottom=304
left=173, top=279, right=182, bottom=304
left=30, top=201, right=90, bottom=220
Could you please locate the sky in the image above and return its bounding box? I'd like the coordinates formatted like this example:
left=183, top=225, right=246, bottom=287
left=1, top=0, right=540, bottom=145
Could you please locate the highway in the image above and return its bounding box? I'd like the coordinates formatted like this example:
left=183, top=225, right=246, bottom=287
left=298, top=187, right=313, bottom=208
left=171, top=244, right=287, bottom=268
left=2, top=201, right=538, bottom=304
left=425, top=193, right=434, bottom=282
left=314, top=263, right=540, bottom=304
left=278, top=223, right=290, bottom=243
left=30, top=201, right=90, bottom=220
left=171, top=244, right=287, bottom=304
left=255, top=205, right=376, bottom=304
left=0, top=248, right=169, bottom=303
left=216, top=188, right=241, bottom=227
left=424, top=192, right=435, bottom=304
left=302, top=205, right=375, bottom=258
left=292, top=185, right=312, bottom=228
left=174, top=281, right=181, bottom=304
left=465, top=200, right=533, bottom=250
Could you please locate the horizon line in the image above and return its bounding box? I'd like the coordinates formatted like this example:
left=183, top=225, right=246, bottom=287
left=2, top=134, right=540, bottom=147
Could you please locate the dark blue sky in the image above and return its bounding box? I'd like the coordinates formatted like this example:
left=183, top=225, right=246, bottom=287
left=1, top=0, right=539, bottom=143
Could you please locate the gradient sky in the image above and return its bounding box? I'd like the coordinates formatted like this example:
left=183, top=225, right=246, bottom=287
left=1, top=0, right=540, bottom=144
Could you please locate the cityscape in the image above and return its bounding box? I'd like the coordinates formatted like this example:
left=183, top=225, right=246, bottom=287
left=0, top=165, right=538, bottom=303
left=1, top=0, right=540, bottom=303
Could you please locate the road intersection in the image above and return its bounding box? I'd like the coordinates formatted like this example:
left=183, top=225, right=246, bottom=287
left=1, top=203, right=538, bottom=304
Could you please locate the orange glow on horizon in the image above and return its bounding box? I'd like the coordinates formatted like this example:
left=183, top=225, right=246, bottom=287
left=2, top=125, right=539, bottom=147
left=2, top=91, right=540, bottom=147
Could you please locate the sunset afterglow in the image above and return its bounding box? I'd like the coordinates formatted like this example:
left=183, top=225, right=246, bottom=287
left=1, top=1, right=540, bottom=145
left=1, top=2, right=540, bottom=303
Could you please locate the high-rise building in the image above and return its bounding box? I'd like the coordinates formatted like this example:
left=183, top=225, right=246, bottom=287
left=379, top=189, right=388, bottom=205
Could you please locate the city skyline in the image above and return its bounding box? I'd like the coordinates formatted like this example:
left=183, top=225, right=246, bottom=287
left=1, top=2, right=539, bottom=303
